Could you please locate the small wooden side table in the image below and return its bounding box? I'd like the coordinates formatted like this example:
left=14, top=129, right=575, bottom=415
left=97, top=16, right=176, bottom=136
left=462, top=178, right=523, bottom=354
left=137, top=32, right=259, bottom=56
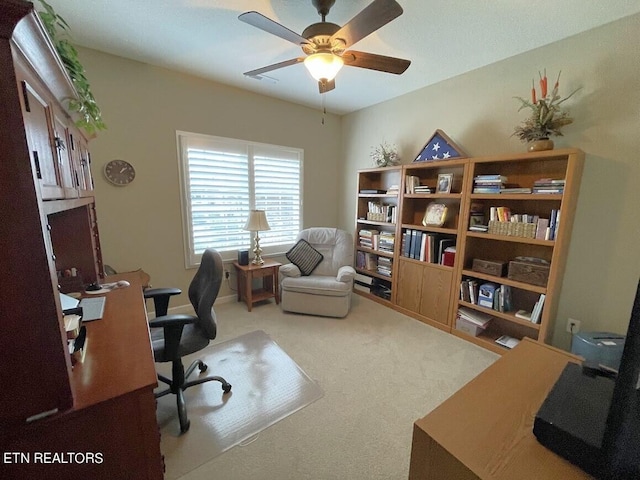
left=233, top=259, right=282, bottom=312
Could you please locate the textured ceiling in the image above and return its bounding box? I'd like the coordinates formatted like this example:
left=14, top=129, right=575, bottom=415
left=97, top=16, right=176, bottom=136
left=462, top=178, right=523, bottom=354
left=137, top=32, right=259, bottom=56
left=40, top=0, right=640, bottom=114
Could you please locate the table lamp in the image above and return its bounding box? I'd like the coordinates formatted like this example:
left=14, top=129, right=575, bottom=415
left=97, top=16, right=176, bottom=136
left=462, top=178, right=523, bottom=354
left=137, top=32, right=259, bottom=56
left=243, top=209, right=271, bottom=265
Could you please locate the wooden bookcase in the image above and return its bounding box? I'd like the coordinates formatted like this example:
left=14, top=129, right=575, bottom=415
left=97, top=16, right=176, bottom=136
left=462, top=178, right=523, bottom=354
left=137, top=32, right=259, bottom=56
left=353, top=149, right=584, bottom=354
left=393, top=159, right=469, bottom=330
left=453, top=149, right=584, bottom=354
left=354, top=166, right=402, bottom=306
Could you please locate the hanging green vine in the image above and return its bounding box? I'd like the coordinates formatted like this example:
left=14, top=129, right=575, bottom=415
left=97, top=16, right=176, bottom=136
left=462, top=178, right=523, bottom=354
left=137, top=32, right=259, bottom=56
left=36, top=0, right=106, bottom=134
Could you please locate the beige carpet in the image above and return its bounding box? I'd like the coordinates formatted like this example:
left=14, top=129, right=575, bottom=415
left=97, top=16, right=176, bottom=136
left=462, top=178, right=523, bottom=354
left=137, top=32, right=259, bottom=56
left=163, top=294, right=499, bottom=480
left=156, top=330, right=324, bottom=480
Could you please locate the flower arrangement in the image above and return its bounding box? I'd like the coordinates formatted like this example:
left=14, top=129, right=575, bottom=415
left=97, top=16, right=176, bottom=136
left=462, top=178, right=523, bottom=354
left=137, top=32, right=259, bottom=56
left=513, top=70, right=580, bottom=143
left=370, top=142, right=400, bottom=167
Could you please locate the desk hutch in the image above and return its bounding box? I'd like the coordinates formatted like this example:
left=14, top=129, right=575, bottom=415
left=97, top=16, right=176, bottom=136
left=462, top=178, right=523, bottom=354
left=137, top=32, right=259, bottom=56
left=0, top=2, right=163, bottom=478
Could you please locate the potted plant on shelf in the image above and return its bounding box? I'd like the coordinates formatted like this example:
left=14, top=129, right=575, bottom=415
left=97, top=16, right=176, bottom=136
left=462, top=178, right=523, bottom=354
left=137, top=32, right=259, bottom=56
left=513, top=70, right=579, bottom=152
left=370, top=142, right=400, bottom=167
left=37, top=0, right=106, bottom=135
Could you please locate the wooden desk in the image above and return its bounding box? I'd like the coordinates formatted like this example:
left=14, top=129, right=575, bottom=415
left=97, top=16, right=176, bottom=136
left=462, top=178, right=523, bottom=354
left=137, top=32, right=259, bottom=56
left=2, top=272, right=163, bottom=479
left=409, top=338, right=591, bottom=480
left=233, top=259, right=281, bottom=311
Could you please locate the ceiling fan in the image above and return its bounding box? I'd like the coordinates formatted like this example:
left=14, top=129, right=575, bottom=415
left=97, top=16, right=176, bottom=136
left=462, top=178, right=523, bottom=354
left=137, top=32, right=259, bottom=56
left=238, top=0, right=411, bottom=94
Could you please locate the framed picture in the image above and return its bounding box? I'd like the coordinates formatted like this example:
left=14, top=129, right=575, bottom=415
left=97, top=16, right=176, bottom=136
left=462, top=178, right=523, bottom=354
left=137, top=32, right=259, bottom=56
left=437, top=173, right=453, bottom=194
left=422, top=203, right=448, bottom=227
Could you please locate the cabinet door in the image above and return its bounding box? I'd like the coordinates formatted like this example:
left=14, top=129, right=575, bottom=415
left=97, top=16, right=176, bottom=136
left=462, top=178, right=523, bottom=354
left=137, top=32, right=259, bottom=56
left=419, top=266, right=452, bottom=325
left=395, top=259, right=424, bottom=312
left=51, top=108, right=78, bottom=198
left=19, top=79, right=64, bottom=199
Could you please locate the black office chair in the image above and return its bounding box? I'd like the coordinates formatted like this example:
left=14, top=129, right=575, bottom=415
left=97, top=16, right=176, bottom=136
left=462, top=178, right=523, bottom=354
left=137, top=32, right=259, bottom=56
left=146, top=248, right=232, bottom=433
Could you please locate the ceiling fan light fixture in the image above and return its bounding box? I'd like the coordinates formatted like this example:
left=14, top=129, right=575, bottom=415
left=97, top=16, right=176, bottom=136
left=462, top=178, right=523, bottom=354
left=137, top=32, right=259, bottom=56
left=304, top=52, right=344, bottom=81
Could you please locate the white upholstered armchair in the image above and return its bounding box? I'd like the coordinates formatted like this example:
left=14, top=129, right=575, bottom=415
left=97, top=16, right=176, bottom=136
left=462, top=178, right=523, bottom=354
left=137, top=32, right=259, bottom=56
left=279, top=228, right=355, bottom=318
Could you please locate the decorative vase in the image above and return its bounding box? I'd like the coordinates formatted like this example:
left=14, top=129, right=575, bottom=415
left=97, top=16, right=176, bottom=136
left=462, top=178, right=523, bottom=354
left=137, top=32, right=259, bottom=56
left=527, top=138, right=554, bottom=152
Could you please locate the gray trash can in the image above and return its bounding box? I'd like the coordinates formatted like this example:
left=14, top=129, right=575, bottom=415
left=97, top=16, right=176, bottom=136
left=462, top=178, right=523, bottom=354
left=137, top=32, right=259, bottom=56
left=571, top=332, right=625, bottom=370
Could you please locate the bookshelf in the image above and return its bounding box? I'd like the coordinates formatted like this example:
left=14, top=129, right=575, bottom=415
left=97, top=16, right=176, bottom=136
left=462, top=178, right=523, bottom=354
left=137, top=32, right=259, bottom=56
left=453, top=149, right=584, bottom=354
left=354, top=166, right=402, bottom=305
left=394, top=159, right=469, bottom=330
left=353, top=149, right=584, bottom=354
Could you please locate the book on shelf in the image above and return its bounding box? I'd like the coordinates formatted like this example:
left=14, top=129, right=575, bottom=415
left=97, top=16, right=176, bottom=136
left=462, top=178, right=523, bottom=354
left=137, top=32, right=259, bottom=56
left=414, top=185, right=432, bottom=193
left=533, top=178, right=565, bottom=194
left=515, top=309, right=532, bottom=321
left=354, top=273, right=374, bottom=285
left=405, top=175, right=420, bottom=194
left=353, top=282, right=371, bottom=293
left=460, top=279, right=479, bottom=305
left=360, top=189, right=386, bottom=194
left=495, top=335, right=520, bottom=349
left=500, top=187, right=532, bottom=194
left=386, top=185, right=399, bottom=195
left=531, top=294, right=546, bottom=324
left=441, top=246, right=456, bottom=266
left=457, top=306, right=493, bottom=328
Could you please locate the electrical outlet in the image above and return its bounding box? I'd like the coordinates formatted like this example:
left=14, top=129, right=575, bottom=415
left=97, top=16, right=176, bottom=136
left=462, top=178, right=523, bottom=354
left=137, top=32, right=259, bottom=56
left=566, top=318, right=581, bottom=334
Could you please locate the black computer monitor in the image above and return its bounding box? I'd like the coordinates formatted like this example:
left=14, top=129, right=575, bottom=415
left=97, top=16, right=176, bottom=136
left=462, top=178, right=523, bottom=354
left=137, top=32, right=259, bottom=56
left=602, top=278, right=640, bottom=478
left=534, top=278, right=640, bottom=479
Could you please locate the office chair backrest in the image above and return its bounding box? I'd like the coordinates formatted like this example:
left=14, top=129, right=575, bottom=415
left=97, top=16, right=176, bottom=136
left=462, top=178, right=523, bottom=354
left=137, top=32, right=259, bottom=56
left=188, top=248, right=223, bottom=340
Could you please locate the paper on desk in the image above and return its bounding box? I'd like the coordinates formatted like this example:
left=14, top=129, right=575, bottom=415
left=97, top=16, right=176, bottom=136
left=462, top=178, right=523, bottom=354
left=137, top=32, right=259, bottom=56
left=59, top=292, right=79, bottom=310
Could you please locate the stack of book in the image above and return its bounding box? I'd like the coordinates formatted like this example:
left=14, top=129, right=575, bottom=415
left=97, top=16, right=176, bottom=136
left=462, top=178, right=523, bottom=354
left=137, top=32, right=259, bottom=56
left=414, top=185, right=432, bottom=194
left=386, top=184, right=399, bottom=195
left=359, top=229, right=379, bottom=250
left=533, top=178, right=565, bottom=194
left=377, top=257, right=392, bottom=277
left=456, top=307, right=493, bottom=337
left=378, top=232, right=395, bottom=253
left=473, top=174, right=507, bottom=193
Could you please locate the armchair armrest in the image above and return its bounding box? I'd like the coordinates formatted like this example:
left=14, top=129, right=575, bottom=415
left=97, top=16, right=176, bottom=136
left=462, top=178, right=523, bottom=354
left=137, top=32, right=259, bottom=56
left=279, top=263, right=301, bottom=279
left=336, top=266, right=356, bottom=283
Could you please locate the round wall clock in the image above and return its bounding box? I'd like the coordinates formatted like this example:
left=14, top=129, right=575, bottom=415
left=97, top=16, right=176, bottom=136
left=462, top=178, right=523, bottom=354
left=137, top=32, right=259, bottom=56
left=104, top=159, right=136, bottom=186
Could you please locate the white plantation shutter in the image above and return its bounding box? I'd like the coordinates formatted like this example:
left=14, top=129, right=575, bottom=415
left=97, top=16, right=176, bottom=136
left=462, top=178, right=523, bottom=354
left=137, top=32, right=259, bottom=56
left=178, top=132, right=302, bottom=266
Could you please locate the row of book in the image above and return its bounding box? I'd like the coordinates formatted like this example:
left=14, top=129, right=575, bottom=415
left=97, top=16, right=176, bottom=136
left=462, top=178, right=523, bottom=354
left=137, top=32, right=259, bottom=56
left=355, top=251, right=393, bottom=277
left=358, top=229, right=395, bottom=252
left=461, top=279, right=546, bottom=324
left=405, top=175, right=433, bottom=194
left=401, top=229, right=455, bottom=265
left=514, top=294, right=546, bottom=324
left=365, top=202, right=397, bottom=223
left=482, top=206, right=561, bottom=240
left=473, top=174, right=566, bottom=195
left=460, top=279, right=511, bottom=312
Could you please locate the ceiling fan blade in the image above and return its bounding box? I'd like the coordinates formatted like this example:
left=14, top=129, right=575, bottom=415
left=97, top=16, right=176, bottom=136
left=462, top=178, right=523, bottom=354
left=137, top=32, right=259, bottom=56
left=330, top=0, right=403, bottom=49
left=342, top=50, right=410, bottom=74
left=239, top=11, right=310, bottom=46
left=319, top=79, right=335, bottom=94
left=244, top=58, right=305, bottom=78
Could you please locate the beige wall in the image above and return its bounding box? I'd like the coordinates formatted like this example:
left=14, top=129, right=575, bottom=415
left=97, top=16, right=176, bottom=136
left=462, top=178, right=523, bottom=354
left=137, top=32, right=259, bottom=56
left=80, top=13, right=640, bottom=349
left=338, top=13, right=640, bottom=348
left=79, top=49, right=342, bottom=302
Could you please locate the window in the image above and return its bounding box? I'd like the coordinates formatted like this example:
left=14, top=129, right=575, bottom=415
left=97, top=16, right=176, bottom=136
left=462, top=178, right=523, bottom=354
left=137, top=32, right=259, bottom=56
left=178, top=132, right=303, bottom=266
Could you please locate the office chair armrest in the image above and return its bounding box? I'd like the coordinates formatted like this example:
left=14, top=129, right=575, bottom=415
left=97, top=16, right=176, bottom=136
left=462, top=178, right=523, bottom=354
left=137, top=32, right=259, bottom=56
left=148, top=314, right=197, bottom=328
left=144, top=287, right=182, bottom=317
left=336, top=266, right=356, bottom=283
left=279, top=263, right=302, bottom=278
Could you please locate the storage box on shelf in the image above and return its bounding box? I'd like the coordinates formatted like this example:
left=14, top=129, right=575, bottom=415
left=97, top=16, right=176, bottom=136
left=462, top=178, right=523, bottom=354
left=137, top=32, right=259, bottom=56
left=453, top=149, right=584, bottom=354
left=354, top=166, right=401, bottom=305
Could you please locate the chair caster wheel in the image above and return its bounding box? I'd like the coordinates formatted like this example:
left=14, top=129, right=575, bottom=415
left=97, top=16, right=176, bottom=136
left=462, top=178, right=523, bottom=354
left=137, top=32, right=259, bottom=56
left=198, top=361, right=208, bottom=373
left=180, top=419, right=191, bottom=434
left=222, top=383, right=232, bottom=394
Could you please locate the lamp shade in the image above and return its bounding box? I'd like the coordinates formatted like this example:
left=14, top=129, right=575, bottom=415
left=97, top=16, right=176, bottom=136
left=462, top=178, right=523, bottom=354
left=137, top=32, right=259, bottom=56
left=303, top=52, right=344, bottom=81
left=243, top=210, right=271, bottom=232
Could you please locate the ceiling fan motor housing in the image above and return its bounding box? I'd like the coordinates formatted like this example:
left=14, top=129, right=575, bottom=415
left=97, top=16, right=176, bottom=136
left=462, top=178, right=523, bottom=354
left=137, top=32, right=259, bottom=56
left=312, top=0, right=337, bottom=19
left=301, top=22, right=345, bottom=55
